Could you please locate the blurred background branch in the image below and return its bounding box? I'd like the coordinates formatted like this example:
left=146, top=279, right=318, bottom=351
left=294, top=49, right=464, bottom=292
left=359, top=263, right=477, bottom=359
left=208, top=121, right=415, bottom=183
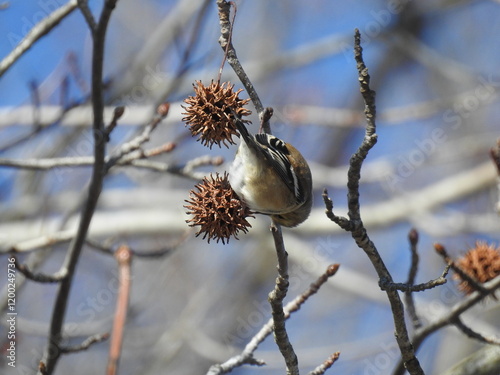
left=1, top=1, right=500, bottom=375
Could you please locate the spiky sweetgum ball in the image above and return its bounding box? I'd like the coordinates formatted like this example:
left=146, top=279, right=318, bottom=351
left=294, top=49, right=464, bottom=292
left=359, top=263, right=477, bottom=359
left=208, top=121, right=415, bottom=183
left=454, top=241, right=500, bottom=295
left=182, top=80, right=251, bottom=148
left=184, top=173, right=254, bottom=244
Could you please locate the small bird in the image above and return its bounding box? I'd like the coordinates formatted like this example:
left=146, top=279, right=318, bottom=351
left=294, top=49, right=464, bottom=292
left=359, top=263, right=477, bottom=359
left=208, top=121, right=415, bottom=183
left=229, top=113, right=312, bottom=227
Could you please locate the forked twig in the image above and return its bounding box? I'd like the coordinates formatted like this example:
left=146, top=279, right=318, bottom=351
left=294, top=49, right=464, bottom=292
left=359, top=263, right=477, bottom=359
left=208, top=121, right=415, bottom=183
left=207, top=264, right=340, bottom=375
left=323, top=29, right=424, bottom=375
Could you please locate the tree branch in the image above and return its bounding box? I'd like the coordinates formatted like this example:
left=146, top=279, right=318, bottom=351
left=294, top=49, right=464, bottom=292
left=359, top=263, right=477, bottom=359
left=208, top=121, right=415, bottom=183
left=207, top=264, right=340, bottom=375
left=393, top=276, right=500, bottom=375
left=86, top=230, right=190, bottom=258
left=268, top=221, right=299, bottom=375
left=216, top=0, right=269, bottom=130
left=434, top=243, right=490, bottom=295
left=323, top=29, right=424, bottom=375
left=0, top=147, right=225, bottom=182
left=13, top=255, right=66, bottom=283
left=379, top=265, right=449, bottom=293
left=106, top=245, right=132, bottom=375
left=439, top=345, right=500, bottom=375
left=59, top=333, right=109, bottom=354
left=104, top=103, right=170, bottom=171
left=307, top=352, right=341, bottom=375
left=38, top=1, right=119, bottom=373
left=77, top=0, right=97, bottom=31
left=453, top=317, right=500, bottom=346
left=405, top=228, right=422, bottom=329
left=0, top=0, right=78, bottom=77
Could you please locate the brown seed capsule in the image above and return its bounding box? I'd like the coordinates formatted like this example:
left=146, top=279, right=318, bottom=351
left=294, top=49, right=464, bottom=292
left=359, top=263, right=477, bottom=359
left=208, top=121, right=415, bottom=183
left=185, top=172, right=254, bottom=244
left=453, top=241, right=500, bottom=295
left=182, top=80, right=251, bottom=148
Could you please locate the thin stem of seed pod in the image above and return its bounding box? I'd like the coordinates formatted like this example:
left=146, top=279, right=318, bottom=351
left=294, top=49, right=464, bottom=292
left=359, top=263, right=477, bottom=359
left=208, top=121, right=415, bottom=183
left=217, top=0, right=266, bottom=127
left=217, top=1, right=236, bottom=83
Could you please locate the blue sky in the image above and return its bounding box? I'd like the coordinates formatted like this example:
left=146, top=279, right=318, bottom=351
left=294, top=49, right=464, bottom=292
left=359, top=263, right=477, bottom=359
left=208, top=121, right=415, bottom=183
left=1, top=1, right=500, bottom=374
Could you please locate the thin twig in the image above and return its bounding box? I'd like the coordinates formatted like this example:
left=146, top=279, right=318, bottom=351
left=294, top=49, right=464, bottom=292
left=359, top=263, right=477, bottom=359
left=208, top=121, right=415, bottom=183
left=307, top=352, right=341, bottom=375
left=393, top=276, right=500, bottom=375
left=0, top=100, right=85, bottom=153
left=0, top=0, right=78, bottom=77
left=489, top=138, right=500, bottom=174
left=350, top=30, right=424, bottom=374
left=157, top=0, right=212, bottom=103
left=287, top=264, right=339, bottom=314
left=106, top=245, right=132, bottom=375
left=104, top=106, right=125, bottom=140
left=77, top=0, right=97, bottom=31
left=0, top=141, right=176, bottom=171
left=490, top=138, right=500, bottom=214
left=379, top=266, right=449, bottom=292
left=67, top=52, right=89, bottom=95
left=207, top=264, right=340, bottom=375
left=206, top=355, right=265, bottom=375
left=104, top=103, right=170, bottom=171
left=434, top=243, right=490, bottom=295
left=405, top=228, right=422, bottom=329
left=453, top=317, right=500, bottom=346
left=322, top=188, right=352, bottom=230
left=29, top=80, right=42, bottom=128
left=268, top=221, right=299, bottom=375
left=216, top=0, right=235, bottom=83
left=129, top=155, right=224, bottom=180
left=38, top=1, right=119, bottom=374
left=59, top=333, right=109, bottom=353
left=352, top=30, right=420, bottom=374
left=13, top=255, right=66, bottom=283
left=323, top=30, right=423, bottom=375
left=0, top=156, right=96, bottom=169
left=4, top=230, right=74, bottom=254
left=143, top=142, right=176, bottom=157
left=216, top=0, right=267, bottom=129
left=86, top=230, right=190, bottom=258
